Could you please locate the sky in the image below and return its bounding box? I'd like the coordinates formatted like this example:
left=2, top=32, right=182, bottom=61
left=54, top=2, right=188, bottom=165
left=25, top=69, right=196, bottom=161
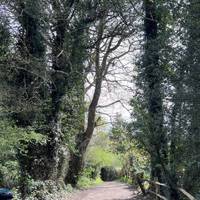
left=86, top=46, right=139, bottom=126
left=98, top=62, right=134, bottom=122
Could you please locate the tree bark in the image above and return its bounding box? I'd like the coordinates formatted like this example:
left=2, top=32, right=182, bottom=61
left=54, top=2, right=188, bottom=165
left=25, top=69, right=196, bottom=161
left=183, top=0, right=200, bottom=194
left=144, top=0, right=166, bottom=180
left=65, top=17, right=110, bottom=185
left=143, top=0, right=169, bottom=196
left=65, top=77, right=102, bottom=185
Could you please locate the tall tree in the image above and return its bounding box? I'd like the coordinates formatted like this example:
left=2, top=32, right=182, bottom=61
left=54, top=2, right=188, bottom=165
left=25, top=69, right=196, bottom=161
left=13, top=0, right=46, bottom=126
left=49, top=0, right=88, bottom=181
left=14, top=0, right=48, bottom=197
left=183, top=0, right=200, bottom=195
left=143, top=0, right=166, bottom=182
left=140, top=1, right=181, bottom=198
left=0, top=13, right=11, bottom=109
left=66, top=0, right=134, bottom=185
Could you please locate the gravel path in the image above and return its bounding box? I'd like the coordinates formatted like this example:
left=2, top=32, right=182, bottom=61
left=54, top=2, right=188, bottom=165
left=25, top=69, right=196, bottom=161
left=69, top=181, right=141, bottom=200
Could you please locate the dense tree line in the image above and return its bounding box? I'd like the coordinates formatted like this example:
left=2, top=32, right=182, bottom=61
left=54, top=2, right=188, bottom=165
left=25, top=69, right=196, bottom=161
left=0, top=0, right=133, bottom=198
left=0, top=0, right=199, bottom=199
left=132, top=0, right=200, bottom=199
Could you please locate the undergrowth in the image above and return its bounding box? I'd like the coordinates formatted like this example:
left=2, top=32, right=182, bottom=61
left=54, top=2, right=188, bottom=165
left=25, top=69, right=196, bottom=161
left=77, top=176, right=103, bottom=189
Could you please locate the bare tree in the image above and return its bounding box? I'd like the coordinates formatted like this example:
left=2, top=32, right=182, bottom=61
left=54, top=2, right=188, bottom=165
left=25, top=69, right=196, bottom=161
left=66, top=5, right=135, bottom=184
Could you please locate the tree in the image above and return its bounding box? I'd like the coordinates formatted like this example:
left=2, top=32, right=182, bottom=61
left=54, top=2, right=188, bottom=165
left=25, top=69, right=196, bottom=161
left=182, top=0, right=200, bottom=195
left=131, top=0, right=181, bottom=198
left=142, top=0, right=167, bottom=183
left=0, top=14, right=11, bottom=94
left=66, top=0, right=135, bottom=185
left=11, top=0, right=46, bottom=126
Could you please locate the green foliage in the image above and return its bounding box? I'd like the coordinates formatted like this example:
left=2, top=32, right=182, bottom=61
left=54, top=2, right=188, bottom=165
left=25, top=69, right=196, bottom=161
left=86, top=128, right=123, bottom=169
left=61, top=88, right=86, bottom=152
left=86, top=146, right=122, bottom=169
left=17, top=0, right=46, bottom=58
left=120, top=176, right=132, bottom=185
left=13, top=180, right=69, bottom=200
left=0, top=0, right=199, bottom=198
left=0, top=161, right=18, bottom=188
left=100, top=166, right=118, bottom=181
left=0, top=120, right=46, bottom=157
left=0, top=18, right=10, bottom=58
left=81, top=129, right=123, bottom=187
left=0, top=120, right=46, bottom=187
left=130, top=0, right=200, bottom=197
left=110, top=116, right=150, bottom=179
left=110, top=117, right=131, bottom=154
left=77, top=176, right=103, bottom=189
left=82, top=165, right=99, bottom=179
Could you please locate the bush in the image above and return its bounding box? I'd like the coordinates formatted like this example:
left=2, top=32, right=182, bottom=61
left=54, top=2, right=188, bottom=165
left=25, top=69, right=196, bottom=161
left=77, top=176, right=103, bottom=189
left=0, top=120, right=46, bottom=189
left=100, top=166, right=118, bottom=181
left=120, top=176, right=132, bottom=184
left=83, top=165, right=100, bottom=179
left=16, top=180, right=69, bottom=200
left=86, top=147, right=122, bottom=169
left=0, top=161, right=19, bottom=188
left=76, top=164, right=103, bottom=189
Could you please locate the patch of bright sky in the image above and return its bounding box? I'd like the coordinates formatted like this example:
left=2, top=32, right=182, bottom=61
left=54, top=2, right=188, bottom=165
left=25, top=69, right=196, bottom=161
left=86, top=40, right=141, bottom=125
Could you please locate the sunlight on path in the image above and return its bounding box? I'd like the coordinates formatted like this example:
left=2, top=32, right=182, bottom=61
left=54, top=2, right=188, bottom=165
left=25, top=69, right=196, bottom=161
left=69, top=181, right=140, bottom=200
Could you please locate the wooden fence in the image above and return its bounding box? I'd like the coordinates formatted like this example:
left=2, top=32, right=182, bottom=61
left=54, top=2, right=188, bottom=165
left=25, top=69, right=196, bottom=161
left=135, top=174, right=196, bottom=200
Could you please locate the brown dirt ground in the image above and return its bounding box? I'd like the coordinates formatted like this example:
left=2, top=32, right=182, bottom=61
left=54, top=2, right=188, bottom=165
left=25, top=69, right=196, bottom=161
left=68, top=181, right=148, bottom=200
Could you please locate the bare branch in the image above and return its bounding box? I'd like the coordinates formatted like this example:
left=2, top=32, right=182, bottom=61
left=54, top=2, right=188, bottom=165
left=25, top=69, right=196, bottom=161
left=97, top=100, right=121, bottom=108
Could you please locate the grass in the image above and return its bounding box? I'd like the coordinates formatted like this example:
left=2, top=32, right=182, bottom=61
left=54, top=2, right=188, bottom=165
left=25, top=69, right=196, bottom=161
left=119, top=176, right=133, bottom=185
left=77, top=176, right=103, bottom=189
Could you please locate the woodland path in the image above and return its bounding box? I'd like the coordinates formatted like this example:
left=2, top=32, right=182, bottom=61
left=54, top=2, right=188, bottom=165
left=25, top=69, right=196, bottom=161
left=69, top=181, right=145, bottom=200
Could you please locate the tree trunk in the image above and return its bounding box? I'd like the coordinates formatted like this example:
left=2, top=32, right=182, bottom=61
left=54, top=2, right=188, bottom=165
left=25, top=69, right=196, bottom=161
left=144, top=0, right=166, bottom=180
left=65, top=18, right=105, bottom=185
left=183, top=0, right=200, bottom=194
left=168, top=75, right=183, bottom=200
left=15, top=0, right=74, bottom=182
left=143, top=0, right=168, bottom=196
left=65, top=79, right=102, bottom=185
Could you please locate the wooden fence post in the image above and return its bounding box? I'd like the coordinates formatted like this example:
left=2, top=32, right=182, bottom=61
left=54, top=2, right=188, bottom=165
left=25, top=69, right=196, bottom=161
left=136, top=172, right=146, bottom=195
left=155, top=178, right=160, bottom=200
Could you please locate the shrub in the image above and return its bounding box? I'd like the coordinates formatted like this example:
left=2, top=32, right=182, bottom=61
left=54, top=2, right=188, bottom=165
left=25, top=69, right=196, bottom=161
left=77, top=176, right=103, bottom=189
left=100, top=166, right=118, bottom=181
left=0, top=120, right=46, bottom=189
left=0, top=161, right=19, bottom=188
left=83, top=164, right=100, bottom=179
left=18, top=180, right=69, bottom=200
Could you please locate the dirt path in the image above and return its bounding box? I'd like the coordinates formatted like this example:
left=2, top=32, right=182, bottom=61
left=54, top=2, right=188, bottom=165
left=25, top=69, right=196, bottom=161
left=69, top=181, right=141, bottom=200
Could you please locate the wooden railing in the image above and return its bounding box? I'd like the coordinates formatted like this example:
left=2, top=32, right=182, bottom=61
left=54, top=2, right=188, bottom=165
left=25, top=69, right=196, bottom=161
left=135, top=174, right=196, bottom=200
